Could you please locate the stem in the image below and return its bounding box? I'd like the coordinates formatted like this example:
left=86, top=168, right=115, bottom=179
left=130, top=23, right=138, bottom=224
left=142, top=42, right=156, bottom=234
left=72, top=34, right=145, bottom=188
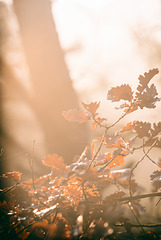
left=129, top=140, right=157, bottom=196
left=87, top=128, right=108, bottom=171
left=115, top=191, right=161, bottom=203
left=115, top=223, right=161, bottom=228
left=127, top=202, right=146, bottom=235
left=107, top=102, right=133, bottom=130
left=96, top=152, right=121, bottom=173
left=0, top=182, right=20, bottom=196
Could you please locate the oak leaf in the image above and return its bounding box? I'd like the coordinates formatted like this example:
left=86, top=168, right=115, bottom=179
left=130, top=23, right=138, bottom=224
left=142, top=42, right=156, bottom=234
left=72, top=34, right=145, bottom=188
left=120, top=121, right=151, bottom=138
left=134, top=121, right=151, bottom=138
left=120, top=121, right=137, bottom=133
left=62, top=109, right=89, bottom=123
left=150, top=170, right=161, bottom=191
left=105, top=134, right=129, bottom=149
left=42, top=154, right=68, bottom=171
left=107, top=84, right=133, bottom=102
left=151, top=122, right=161, bottom=137
left=104, top=191, right=125, bottom=204
left=3, top=171, right=22, bottom=182
left=150, top=170, right=161, bottom=182
left=82, top=101, right=100, bottom=115
left=108, top=154, right=124, bottom=169
left=136, top=68, right=159, bottom=96
left=138, top=84, right=159, bottom=109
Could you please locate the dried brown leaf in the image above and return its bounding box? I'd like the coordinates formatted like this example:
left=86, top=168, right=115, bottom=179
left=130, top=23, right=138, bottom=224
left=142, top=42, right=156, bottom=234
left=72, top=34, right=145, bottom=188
left=107, top=84, right=133, bottom=102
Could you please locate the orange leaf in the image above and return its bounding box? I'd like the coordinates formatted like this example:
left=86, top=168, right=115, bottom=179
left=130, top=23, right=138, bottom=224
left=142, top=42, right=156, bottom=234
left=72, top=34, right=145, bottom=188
left=120, top=121, right=137, bottom=133
left=42, top=154, right=68, bottom=171
left=23, top=175, right=50, bottom=186
left=156, top=159, right=161, bottom=168
left=3, top=171, right=22, bottom=181
left=62, top=109, right=89, bottom=123
left=123, top=103, right=138, bottom=114
left=108, top=155, right=124, bottom=169
left=82, top=101, right=100, bottom=115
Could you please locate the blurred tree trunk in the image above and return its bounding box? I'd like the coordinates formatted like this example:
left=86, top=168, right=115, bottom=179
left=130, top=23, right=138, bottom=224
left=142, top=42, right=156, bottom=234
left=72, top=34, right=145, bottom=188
left=0, top=0, right=88, bottom=181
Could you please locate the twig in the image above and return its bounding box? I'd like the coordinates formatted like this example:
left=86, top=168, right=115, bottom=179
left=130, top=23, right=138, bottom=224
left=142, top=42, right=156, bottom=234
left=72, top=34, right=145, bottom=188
left=115, top=223, right=161, bottom=228
left=143, top=139, right=158, bottom=166
left=96, top=152, right=121, bottom=173
left=78, top=191, right=161, bottom=205
left=87, top=128, right=108, bottom=171
left=127, top=202, right=146, bottom=234
left=106, top=102, right=133, bottom=130
left=115, top=191, right=161, bottom=203
left=0, top=182, right=20, bottom=197
left=129, top=140, right=157, bottom=196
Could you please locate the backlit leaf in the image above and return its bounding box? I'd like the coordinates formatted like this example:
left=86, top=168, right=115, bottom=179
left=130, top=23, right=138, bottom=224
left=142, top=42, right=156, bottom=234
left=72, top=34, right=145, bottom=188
left=62, top=109, right=89, bottom=123
left=134, top=121, right=151, bottom=138
left=3, top=171, right=22, bottom=182
left=105, top=134, right=129, bottom=149
left=150, top=170, right=161, bottom=182
left=137, top=84, right=160, bottom=109
left=120, top=121, right=137, bottom=133
left=107, top=84, right=133, bottom=102
left=104, top=191, right=126, bottom=204
left=151, top=122, right=161, bottom=137
left=120, top=121, right=151, bottom=138
left=42, top=154, right=68, bottom=171
left=82, top=101, right=100, bottom=115
left=108, top=154, right=124, bottom=169
left=136, top=68, right=159, bottom=96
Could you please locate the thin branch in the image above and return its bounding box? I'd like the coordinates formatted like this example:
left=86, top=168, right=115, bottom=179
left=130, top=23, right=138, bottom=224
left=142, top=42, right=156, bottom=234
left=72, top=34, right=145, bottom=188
left=127, top=202, right=146, bottom=234
left=96, top=152, right=121, bottom=173
left=115, top=223, right=161, bottom=228
left=106, top=102, right=133, bottom=130
left=129, top=140, right=157, bottom=196
left=87, top=128, right=108, bottom=171
left=115, top=191, right=161, bottom=203
left=143, top=140, right=158, bottom=166
left=0, top=182, right=20, bottom=197
left=78, top=191, right=161, bottom=205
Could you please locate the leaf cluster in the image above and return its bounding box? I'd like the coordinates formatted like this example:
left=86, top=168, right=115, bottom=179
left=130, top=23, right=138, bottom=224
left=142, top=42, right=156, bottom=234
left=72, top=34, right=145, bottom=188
left=0, top=69, right=161, bottom=240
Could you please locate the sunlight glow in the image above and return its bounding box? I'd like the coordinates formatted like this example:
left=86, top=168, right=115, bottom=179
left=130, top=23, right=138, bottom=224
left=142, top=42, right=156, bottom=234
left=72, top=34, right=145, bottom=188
left=52, top=0, right=161, bottom=101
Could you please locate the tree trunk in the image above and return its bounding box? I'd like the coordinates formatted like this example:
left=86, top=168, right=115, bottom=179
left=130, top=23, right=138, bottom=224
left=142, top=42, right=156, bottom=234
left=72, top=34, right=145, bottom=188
left=0, top=0, right=88, bottom=181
